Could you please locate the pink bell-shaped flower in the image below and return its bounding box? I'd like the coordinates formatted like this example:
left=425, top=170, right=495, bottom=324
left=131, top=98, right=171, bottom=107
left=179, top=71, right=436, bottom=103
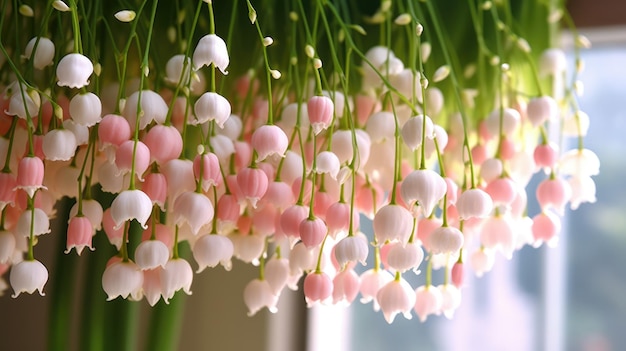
left=193, top=92, right=231, bottom=127
left=15, top=156, right=46, bottom=198
left=331, top=129, right=371, bottom=170
left=102, top=260, right=143, bottom=300
left=428, top=226, right=464, bottom=255
left=69, top=92, right=102, bottom=126
left=304, top=271, right=333, bottom=307
left=0, top=172, right=17, bottom=211
left=65, top=216, right=94, bottom=255
left=359, top=268, right=394, bottom=311
left=142, top=268, right=163, bottom=306
left=531, top=211, right=561, bottom=247
left=536, top=177, right=572, bottom=215
left=373, top=204, right=413, bottom=244
left=69, top=199, right=104, bottom=233
left=251, top=124, right=288, bottom=162
left=172, top=191, right=214, bottom=235
left=110, top=189, right=153, bottom=229
left=160, top=258, right=193, bottom=303
left=123, top=90, right=168, bottom=131
left=135, top=239, right=170, bottom=270
left=10, top=259, right=48, bottom=297
left=264, top=256, right=290, bottom=295
left=414, top=285, right=443, bottom=322
left=142, top=125, right=183, bottom=165
left=456, top=188, right=494, bottom=220
left=162, top=159, right=195, bottom=203
left=42, top=128, right=77, bottom=161
left=377, top=276, right=416, bottom=323
left=237, top=167, right=269, bottom=209
left=299, top=217, right=327, bottom=248
left=141, top=172, right=167, bottom=211
left=332, top=268, right=360, bottom=305
left=24, top=37, right=55, bottom=69
left=401, top=169, right=447, bottom=217
left=103, top=208, right=124, bottom=250
left=534, top=142, right=559, bottom=172
left=56, top=53, right=93, bottom=88
left=480, top=216, right=515, bottom=259
left=193, top=234, right=234, bottom=272
left=261, top=181, right=294, bottom=210
left=334, top=233, right=369, bottom=267
left=325, top=201, right=359, bottom=238
left=216, top=193, right=241, bottom=233
left=243, top=279, right=278, bottom=316
left=485, top=177, right=517, bottom=207
left=451, top=261, right=464, bottom=287
left=193, top=34, right=229, bottom=74
left=307, top=95, right=334, bottom=135
left=193, top=152, right=221, bottom=192
left=98, top=114, right=131, bottom=151
left=386, top=241, right=424, bottom=273
left=0, top=231, right=16, bottom=264
left=526, top=95, right=558, bottom=127
left=115, top=140, right=150, bottom=181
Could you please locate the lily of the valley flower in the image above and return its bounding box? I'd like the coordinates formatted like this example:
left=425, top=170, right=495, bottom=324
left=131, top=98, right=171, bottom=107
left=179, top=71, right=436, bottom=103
left=10, top=259, right=48, bottom=297
left=193, top=34, right=230, bottom=74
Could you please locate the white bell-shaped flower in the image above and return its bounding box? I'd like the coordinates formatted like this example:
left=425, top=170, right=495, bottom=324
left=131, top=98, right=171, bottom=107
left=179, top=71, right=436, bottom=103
left=24, top=37, right=55, bottom=69
left=172, top=191, right=214, bottom=236
left=314, top=151, right=340, bottom=180
left=123, top=90, right=168, bottom=131
left=160, top=258, right=193, bottom=303
left=470, top=249, right=495, bottom=277
left=10, top=259, right=48, bottom=297
left=386, top=241, right=425, bottom=273
left=264, top=256, right=290, bottom=295
left=414, top=285, right=443, bottom=322
left=526, top=95, right=558, bottom=127
left=193, top=34, right=229, bottom=74
left=331, top=129, right=371, bottom=170
left=334, top=233, right=369, bottom=267
left=485, top=108, right=520, bottom=138
left=438, top=284, right=462, bottom=319
left=6, top=83, right=40, bottom=119
left=539, top=48, right=567, bottom=77
left=366, top=111, right=395, bottom=143
left=56, top=53, right=93, bottom=88
left=373, top=204, right=414, bottom=244
left=401, top=115, right=434, bottom=151
left=16, top=208, right=50, bottom=237
left=69, top=92, right=102, bottom=126
left=193, top=92, right=231, bottom=128
left=428, top=226, right=464, bottom=255
left=165, top=54, right=192, bottom=85
left=102, top=260, right=143, bottom=300
left=401, top=169, right=447, bottom=217
left=559, top=148, right=600, bottom=177
left=376, top=277, right=416, bottom=324
left=42, top=128, right=77, bottom=161
left=192, top=234, right=234, bottom=272
left=243, top=279, right=278, bottom=316
left=456, top=188, right=494, bottom=220
left=110, top=189, right=153, bottom=229
left=135, top=240, right=170, bottom=270
left=63, top=120, right=89, bottom=146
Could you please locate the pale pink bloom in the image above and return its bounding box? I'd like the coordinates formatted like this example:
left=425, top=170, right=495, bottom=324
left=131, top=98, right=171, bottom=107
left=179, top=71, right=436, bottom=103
left=0, top=231, right=16, bottom=264
left=68, top=200, right=102, bottom=234
left=65, top=216, right=94, bottom=255
left=531, top=211, right=561, bottom=247
left=10, top=259, right=48, bottom=297
left=299, top=217, right=327, bottom=248
left=401, top=115, right=434, bottom=151
left=536, top=177, right=572, bottom=215
left=437, top=284, right=462, bottom=319
left=69, top=92, right=102, bottom=126
left=142, top=125, right=183, bottom=165
left=428, top=226, right=464, bottom=255
left=193, top=92, right=231, bottom=127
left=216, top=194, right=241, bottom=234
left=218, top=113, right=243, bottom=140
left=141, top=172, right=167, bottom=211
left=123, top=90, right=168, bottom=131
left=231, top=232, right=264, bottom=265
left=377, top=277, right=416, bottom=323
left=414, top=285, right=443, bottom=322
left=480, top=216, right=515, bottom=259
left=42, top=128, right=77, bottom=161
left=97, top=161, right=127, bottom=194
left=334, top=233, right=369, bottom=267
left=243, top=279, right=278, bottom=316
left=331, top=129, right=371, bottom=170
left=359, top=268, right=393, bottom=311
left=417, top=217, right=443, bottom=251
left=471, top=143, right=488, bottom=166
left=142, top=268, right=162, bottom=306
left=15, top=156, right=46, bottom=198
left=193, top=152, right=221, bottom=192
left=110, top=189, right=153, bottom=229
left=141, top=224, right=174, bottom=252
left=24, top=37, right=55, bottom=69
left=193, top=34, right=229, bottom=74
left=534, top=142, right=559, bottom=172
left=15, top=208, right=50, bottom=237
left=56, top=53, right=93, bottom=88
left=192, top=234, right=234, bottom=272
left=265, top=256, right=290, bottom=295
left=314, top=151, right=340, bottom=180
left=568, top=175, right=597, bottom=210
left=162, top=159, right=195, bottom=203
left=373, top=204, right=413, bottom=244
left=485, top=177, right=517, bottom=207
left=559, top=148, right=600, bottom=177
left=135, top=240, right=170, bottom=270
left=401, top=169, right=447, bottom=217
left=172, top=191, right=214, bottom=236
left=102, top=208, right=124, bottom=250
left=526, top=95, right=558, bottom=127
left=98, top=114, right=131, bottom=151
left=237, top=167, right=268, bottom=209
left=444, top=177, right=459, bottom=205
left=389, top=69, right=420, bottom=103
left=563, top=111, right=590, bottom=137
left=164, top=54, right=192, bottom=86
left=362, top=46, right=403, bottom=89
left=333, top=268, right=360, bottom=305
left=0, top=172, right=17, bottom=211
left=322, top=90, right=347, bottom=118
left=260, top=181, right=294, bottom=210
left=234, top=140, right=253, bottom=170
left=325, top=201, right=359, bottom=238
left=251, top=124, right=288, bottom=163
left=485, top=108, right=520, bottom=138
left=251, top=205, right=277, bottom=236
left=456, top=188, right=494, bottom=220
left=160, top=258, right=193, bottom=303
left=279, top=151, right=304, bottom=186
left=386, top=241, right=424, bottom=273
left=280, top=204, right=309, bottom=239
left=470, top=249, right=495, bottom=277
left=304, top=271, right=333, bottom=307
left=480, top=158, right=503, bottom=183
left=451, top=261, right=464, bottom=287
left=102, top=260, right=143, bottom=300
left=115, top=140, right=150, bottom=181
left=289, top=242, right=316, bottom=276
left=307, top=95, right=334, bottom=135
left=509, top=150, right=536, bottom=186
left=365, top=111, right=395, bottom=143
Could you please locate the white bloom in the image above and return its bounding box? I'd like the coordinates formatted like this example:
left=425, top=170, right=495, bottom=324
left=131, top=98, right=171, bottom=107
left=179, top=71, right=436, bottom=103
left=123, top=90, right=168, bottom=131
left=110, top=190, right=153, bottom=229
left=193, top=92, right=231, bottom=127
left=114, top=10, right=136, bottom=22
left=135, top=240, right=170, bottom=270
left=10, top=259, right=48, bottom=297
left=160, top=258, right=193, bottom=303
left=193, top=34, right=229, bottom=74
left=69, top=92, right=102, bottom=126
left=102, top=260, right=143, bottom=300
left=57, top=53, right=93, bottom=88
left=42, top=128, right=77, bottom=161
left=24, top=37, right=55, bottom=69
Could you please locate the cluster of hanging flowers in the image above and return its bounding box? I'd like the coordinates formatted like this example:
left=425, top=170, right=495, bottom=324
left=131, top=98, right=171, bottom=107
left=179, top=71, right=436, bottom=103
left=0, top=0, right=597, bottom=324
